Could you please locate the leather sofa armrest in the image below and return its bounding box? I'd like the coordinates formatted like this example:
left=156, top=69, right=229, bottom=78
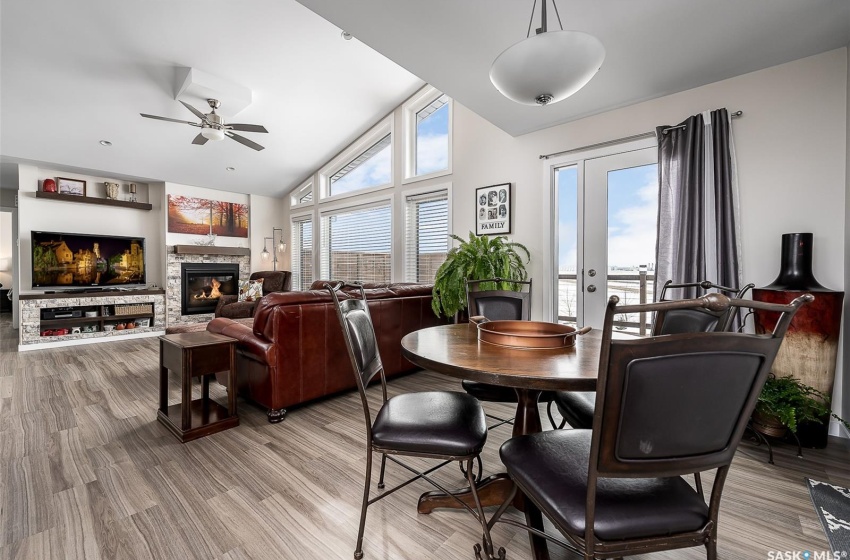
left=208, top=318, right=277, bottom=367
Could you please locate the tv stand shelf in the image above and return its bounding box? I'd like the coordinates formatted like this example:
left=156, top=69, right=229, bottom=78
left=19, top=290, right=166, bottom=351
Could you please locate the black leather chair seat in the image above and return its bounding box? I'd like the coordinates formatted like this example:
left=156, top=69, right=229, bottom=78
left=372, top=392, right=487, bottom=458
left=553, top=391, right=596, bottom=429
left=500, top=430, right=709, bottom=541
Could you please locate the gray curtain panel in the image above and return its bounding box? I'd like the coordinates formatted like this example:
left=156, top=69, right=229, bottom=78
left=655, top=108, right=742, bottom=300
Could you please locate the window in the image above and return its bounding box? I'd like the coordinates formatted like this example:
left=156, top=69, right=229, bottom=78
left=403, top=86, right=451, bottom=182
left=320, top=117, right=394, bottom=199
left=405, top=189, right=449, bottom=283
left=291, top=179, right=313, bottom=207
left=321, top=202, right=392, bottom=283
left=291, top=216, right=313, bottom=290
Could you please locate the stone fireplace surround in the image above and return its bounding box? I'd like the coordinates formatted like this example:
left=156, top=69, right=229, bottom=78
left=166, top=246, right=250, bottom=326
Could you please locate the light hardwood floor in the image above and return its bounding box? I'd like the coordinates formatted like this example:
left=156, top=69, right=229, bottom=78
left=1, top=313, right=848, bottom=560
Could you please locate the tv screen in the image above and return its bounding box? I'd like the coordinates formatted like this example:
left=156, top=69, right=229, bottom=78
left=32, top=231, right=146, bottom=288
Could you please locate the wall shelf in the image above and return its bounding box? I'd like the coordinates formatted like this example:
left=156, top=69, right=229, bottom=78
left=172, top=245, right=250, bottom=256
left=36, top=190, right=153, bottom=211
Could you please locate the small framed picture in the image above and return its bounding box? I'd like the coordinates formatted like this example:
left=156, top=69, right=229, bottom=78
left=475, top=183, right=511, bottom=235
left=57, top=177, right=86, bottom=196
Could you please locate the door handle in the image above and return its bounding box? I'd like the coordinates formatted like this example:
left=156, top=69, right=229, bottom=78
left=587, top=285, right=597, bottom=293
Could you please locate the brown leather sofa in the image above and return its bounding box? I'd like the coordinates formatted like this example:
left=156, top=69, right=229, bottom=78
left=207, top=282, right=445, bottom=423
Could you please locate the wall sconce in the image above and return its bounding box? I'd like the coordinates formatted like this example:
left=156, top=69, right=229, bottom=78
left=261, top=228, right=287, bottom=271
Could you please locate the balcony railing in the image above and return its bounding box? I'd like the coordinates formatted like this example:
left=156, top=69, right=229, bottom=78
left=558, top=270, right=656, bottom=334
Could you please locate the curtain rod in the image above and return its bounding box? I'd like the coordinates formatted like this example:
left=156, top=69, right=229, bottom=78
left=539, top=110, right=743, bottom=160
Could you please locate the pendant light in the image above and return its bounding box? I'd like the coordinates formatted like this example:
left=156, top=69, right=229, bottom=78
left=490, top=0, right=605, bottom=106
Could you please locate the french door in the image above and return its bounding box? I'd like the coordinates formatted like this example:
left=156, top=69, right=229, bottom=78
left=551, top=141, right=658, bottom=330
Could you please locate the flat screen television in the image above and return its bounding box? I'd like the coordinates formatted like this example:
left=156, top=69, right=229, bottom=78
left=32, top=231, right=146, bottom=288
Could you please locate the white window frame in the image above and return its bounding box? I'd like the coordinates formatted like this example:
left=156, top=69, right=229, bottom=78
left=402, top=183, right=452, bottom=283
left=290, top=178, right=314, bottom=209
left=290, top=211, right=315, bottom=291
left=319, top=194, right=395, bottom=283
left=318, top=115, right=394, bottom=203
left=402, top=85, right=453, bottom=184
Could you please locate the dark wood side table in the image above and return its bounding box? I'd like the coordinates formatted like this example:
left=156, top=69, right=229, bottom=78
left=158, top=331, right=238, bottom=442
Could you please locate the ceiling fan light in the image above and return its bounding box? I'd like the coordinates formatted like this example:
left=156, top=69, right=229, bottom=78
left=201, top=127, right=226, bottom=141
left=490, top=30, right=605, bottom=106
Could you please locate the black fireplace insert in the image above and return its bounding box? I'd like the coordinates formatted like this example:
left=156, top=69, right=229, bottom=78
left=181, top=263, right=240, bottom=316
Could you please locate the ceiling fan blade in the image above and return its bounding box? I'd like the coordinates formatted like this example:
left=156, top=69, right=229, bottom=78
left=226, top=123, right=268, bottom=133
left=179, top=100, right=207, bottom=121
left=140, top=113, right=197, bottom=125
left=227, top=131, right=265, bottom=151
left=192, top=133, right=209, bottom=145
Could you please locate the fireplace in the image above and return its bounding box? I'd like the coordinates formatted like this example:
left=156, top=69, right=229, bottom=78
left=180, top=263, right=240, bottom=316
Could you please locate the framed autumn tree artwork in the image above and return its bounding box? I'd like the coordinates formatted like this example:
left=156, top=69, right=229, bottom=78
left=167, top=195, right=249, bottom=238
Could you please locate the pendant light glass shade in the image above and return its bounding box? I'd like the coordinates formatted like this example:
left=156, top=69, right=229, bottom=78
left=490, top=30, right=605, bottom=106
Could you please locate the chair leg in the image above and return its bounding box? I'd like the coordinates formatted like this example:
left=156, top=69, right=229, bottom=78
left=694, top=472, right=704, bottom=499
left=458, top=455, right=483, bottom=484
left=706, top=538, right=717, bottom=560
left=467, top=458, right=505, bottom=560
left=377, top=453, right=387, bottom=490
left=354, top=450, right=373, bottom=560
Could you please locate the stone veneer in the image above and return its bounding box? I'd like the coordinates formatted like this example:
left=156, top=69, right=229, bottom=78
left=166, top=246, right=251, bottom=326
left=20, top=293, right=166, bottom=346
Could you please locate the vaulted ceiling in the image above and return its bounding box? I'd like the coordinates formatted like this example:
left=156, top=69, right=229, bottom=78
left=2, top=0, right=848, bottom=197
left=0, top=0, right=423, bottom=196
left=297, top=0, right=850, bottom=136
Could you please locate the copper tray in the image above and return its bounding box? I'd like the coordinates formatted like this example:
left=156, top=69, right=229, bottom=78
left=470, top=316, right=592, bottom=349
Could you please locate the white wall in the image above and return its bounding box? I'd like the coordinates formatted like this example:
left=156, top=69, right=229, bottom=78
left=16, top=165, right=165, bottom=294
left=0, top=212, right=12, bottom=288
left=249, top=194, right=289, bottom=274
left=450, top=48, right=848, bottom=434
left=843, top=42, right=850, bottom=436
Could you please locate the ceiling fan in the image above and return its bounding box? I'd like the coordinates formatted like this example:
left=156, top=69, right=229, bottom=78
left=140, top=99, right=268, bottom=151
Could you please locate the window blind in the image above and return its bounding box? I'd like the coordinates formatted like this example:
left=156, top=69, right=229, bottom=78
left=291, top=217, right=313, bottom=290
left=321, top=203, right=392, bottom=283
left=404, top=189, right=448, bottom=283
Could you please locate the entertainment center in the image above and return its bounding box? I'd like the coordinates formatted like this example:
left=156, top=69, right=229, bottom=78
left=19, top=289, right=166, bottom=351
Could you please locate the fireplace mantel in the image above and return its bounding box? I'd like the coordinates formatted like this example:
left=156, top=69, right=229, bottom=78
left=172, top=245, right=250, bottom=257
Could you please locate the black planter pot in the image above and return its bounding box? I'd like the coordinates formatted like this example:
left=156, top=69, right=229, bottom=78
left=794, top=414, right=830, bottom=449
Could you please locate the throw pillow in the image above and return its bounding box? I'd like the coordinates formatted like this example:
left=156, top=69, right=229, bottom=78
left=238, top=278, right=264, bottom=302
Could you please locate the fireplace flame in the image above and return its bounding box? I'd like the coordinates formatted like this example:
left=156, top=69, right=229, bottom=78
left=193, top=278, right=222, bottom=300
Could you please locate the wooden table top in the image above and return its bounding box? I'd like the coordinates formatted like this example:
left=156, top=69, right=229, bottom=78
left=160, top=331, right=236, bottom=349
left=401, top=323, right=602, bottom=392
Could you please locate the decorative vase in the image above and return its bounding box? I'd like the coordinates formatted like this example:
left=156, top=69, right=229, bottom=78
left=42, top=178, right=56, bottom=193
left=751, top=409, right=788, bottom=439
left=105, top=182, right=119, bottom=200
left=752, top=233, right=844, bottom=448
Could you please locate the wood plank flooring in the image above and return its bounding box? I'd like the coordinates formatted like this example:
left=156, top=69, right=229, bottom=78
left=1, top=313, right=848, bottom=559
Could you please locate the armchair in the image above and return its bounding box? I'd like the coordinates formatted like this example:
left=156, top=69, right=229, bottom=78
left=215, top=270, right=291, bottom=319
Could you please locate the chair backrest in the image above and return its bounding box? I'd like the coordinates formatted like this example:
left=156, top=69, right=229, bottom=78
left=326, top=282, right=386, bottom=427
left=653, top=280, right=754, bottom=335
left=465, top=277, right=531, bottom=321
left=590, top=293, right=810, bottom=479
left=250, top=270, right=292, bottom=295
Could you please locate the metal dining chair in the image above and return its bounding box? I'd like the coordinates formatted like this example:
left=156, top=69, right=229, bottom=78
left=325, top=282, right=502, bottom=560
left=491, top=293, right=810, bottom=560
left=547, top=280, right=755, bottom=431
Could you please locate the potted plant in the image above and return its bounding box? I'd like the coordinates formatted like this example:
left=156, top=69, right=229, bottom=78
left=431, top=232, right=530, bottom=318
left=753, top=374, right=849, bottom=447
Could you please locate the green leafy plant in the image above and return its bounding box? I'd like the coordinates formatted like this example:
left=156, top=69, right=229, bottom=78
left=431, top=232, right=530, bottom=318
left=755, top=375, right=849, bottom=434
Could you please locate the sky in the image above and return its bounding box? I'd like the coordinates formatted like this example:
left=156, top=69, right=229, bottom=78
left=558, top=163, right=658, bottom=272
left=329, top=102, right=449, bottom=197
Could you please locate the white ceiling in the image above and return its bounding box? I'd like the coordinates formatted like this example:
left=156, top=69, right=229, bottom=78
left=296, top=0, right=850, bottom=136
left=3, top=1, right=848, bottom=198
left=0, top=0, right=423, bottom=196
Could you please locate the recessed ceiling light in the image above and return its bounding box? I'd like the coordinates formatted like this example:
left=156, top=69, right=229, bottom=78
left=341, top=31, right=352, bottom=40
left=99, top=140, right=112, bottom=146
left=226, top=166, right=236, bottom=171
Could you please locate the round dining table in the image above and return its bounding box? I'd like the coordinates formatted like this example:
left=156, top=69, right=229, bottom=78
left=400, top=322, right=604, bottom=560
